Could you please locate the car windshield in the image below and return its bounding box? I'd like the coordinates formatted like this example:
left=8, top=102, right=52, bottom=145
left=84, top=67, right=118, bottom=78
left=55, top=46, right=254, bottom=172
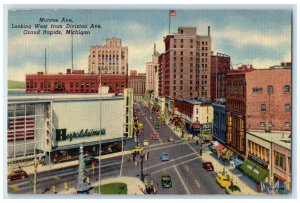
left=222, top=178, right=230, bottom=181
left=162, top=176, right=171, bottom=181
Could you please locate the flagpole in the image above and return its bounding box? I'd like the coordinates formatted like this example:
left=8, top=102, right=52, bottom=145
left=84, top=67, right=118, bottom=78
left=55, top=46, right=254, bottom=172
left=169, top=10, right=170, bottom=33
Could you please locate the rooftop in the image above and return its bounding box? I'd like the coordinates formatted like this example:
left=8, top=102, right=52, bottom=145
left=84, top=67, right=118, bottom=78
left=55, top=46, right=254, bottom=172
left=177, top=97, right=212, bottom=105
left=247, top=130, right=291, bottom=150
left=8, top=89, right=123, bottom=104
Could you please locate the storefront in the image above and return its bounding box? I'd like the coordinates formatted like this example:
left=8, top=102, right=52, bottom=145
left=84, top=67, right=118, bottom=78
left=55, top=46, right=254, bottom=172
left=239, top=159, right=269, bottom=192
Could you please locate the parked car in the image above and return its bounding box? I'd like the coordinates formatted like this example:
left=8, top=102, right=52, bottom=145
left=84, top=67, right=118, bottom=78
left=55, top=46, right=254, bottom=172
left=216, top=173, right=231, bottom=188
left=160, top=152, right=170, bottom=161
left=143, top=139, right=150, bottom=147
left=131, top=146, right=144, bottom=154
left=202, top=162, right=214, bottom=171
left=151, top=133, right=159, bottom=140
left=225, top=185, right=242, bottom=195
left=8, top=170, right=28, bottom=181
left=84, top=156, right=99, bottom=165
left=168, top=137, right=175, bottom=142
left=161, top=172, right=172, bottom=188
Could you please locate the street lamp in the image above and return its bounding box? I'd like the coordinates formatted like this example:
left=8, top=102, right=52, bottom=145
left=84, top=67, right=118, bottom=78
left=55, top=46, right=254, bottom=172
left=33, top=156, right=39, bottom=194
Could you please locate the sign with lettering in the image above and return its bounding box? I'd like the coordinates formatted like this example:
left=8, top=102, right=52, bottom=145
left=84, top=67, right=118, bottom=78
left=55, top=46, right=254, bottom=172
left=56, top=128, right=105, bottom=142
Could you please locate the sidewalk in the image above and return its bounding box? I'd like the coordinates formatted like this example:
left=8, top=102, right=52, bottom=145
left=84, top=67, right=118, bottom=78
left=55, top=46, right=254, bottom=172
left=12, top=150, right=131, bottom=176
left=167, top=122, right=261, bottom=195
left=58, top=176, right=145, bottom=195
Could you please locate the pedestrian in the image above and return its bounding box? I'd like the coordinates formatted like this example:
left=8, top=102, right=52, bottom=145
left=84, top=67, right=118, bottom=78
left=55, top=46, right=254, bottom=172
left=200, top=148, right=202, bottom=156
left=196, top=140, right=199, bottom=146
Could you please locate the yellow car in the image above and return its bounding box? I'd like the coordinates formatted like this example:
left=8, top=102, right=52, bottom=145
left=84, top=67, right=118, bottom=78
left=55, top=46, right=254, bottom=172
left=225, top=185, right=242, bottom=195
left=216, top=173, right=231, bottom=188
left=131, top=146, right=144, bottom=154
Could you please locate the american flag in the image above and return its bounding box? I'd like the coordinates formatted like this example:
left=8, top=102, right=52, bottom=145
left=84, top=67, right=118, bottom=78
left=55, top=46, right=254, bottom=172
left=169, top=10, right=176, bottom=16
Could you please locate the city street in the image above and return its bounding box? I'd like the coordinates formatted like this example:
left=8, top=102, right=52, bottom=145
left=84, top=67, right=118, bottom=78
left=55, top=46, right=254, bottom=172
left=121, top=102, right=226, bottom=195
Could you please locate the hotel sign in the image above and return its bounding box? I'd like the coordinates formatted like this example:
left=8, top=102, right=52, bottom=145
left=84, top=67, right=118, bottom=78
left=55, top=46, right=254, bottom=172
left=56, top=128, right=105, bottom=142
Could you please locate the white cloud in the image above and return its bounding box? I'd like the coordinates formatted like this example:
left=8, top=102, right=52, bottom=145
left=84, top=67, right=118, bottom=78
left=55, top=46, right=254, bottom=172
left=213, top=26, right=291, bottom=49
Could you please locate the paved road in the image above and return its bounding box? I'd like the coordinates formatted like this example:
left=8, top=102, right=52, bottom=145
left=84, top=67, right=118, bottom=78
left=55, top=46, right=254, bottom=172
left=121, top=103, right=226, bottom=195
left=8, top=156, right=122, bottom=194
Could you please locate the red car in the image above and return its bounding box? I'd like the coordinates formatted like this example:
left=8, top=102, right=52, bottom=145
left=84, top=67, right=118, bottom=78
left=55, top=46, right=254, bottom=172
left=151, top=133, right=159, bottom=140
left=8, top=169, right=28, bottom=181
left=202, top=162, right=214, bottom=171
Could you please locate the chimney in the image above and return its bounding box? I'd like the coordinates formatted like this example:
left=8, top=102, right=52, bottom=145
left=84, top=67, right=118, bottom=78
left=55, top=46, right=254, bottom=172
left=208, top=26, right=210, bottom=36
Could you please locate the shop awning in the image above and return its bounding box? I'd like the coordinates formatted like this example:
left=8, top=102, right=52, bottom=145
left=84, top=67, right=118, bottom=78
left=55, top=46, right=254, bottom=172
left=274, top=173, right=286, bottom=182
left=220, top=148, right=234, bottom=159
left=213, top=141, right=224, bottom=151
left=240, top=159, right=269, bottom=182
left=192, top=122, right=201, bottom=129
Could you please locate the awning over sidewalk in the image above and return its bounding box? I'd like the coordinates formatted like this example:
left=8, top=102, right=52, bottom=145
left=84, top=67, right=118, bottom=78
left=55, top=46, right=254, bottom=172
left=213, top=141, right=224, bottom=151
left=220, top=148, right=234, bottom=159
left=240, top=159, right=269, bottom=183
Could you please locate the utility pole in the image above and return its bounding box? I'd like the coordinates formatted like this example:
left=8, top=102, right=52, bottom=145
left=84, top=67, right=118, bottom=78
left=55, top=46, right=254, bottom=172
left=140, top=151, right=145, bottom=181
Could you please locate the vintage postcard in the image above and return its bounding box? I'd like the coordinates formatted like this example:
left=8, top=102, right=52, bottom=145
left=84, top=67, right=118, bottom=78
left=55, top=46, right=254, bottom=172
left=6, top=8, right=292, bottom=196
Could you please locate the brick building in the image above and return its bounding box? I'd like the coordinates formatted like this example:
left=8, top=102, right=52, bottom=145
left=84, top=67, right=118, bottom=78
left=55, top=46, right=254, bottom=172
left=211, top=53, right=231, bottom=101
left=26, top=69, right=127, bottom=94
left=128, top=71, right=146, bottom=100
left=158, top=26, right=212, bottom=99
left=26, top=69, right=99, bottom=93
left=226, top=65, right=291, bottom=158
left=88, top=38, right=128, bottom=76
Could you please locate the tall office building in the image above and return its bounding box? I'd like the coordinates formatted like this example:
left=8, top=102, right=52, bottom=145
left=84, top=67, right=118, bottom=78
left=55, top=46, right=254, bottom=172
left=146, top=44, right=159, bottom=92
left=159, top=26, right=212, bottom=99
left=88, top=38, right=128, bottom=76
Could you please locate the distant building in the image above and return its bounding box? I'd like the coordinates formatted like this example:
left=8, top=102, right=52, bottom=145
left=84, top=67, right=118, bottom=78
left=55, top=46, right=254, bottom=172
left=226, top=65, right=291, bottom=159
left=26, top=69, right=127, bottom=94
left=128, top=71, right=146, bottom=100
left=211, top=53, right=231, bottom=101
left=174, top=97, right=213, bottom=137
left=88, top=38, right=128, bottom=76
left=159, top=26, right=212, bottom=99
left=146, top=44, right=159, bottom=92
left=26, top=69, right=99, bottom=93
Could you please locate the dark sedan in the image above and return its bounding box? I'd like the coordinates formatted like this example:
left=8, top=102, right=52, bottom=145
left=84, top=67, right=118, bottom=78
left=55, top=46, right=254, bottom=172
left=202, top=162, right=214, bottom=171
left=8, top=170, right=28, bottom=181
left=84, top=157, right=99, bottom=165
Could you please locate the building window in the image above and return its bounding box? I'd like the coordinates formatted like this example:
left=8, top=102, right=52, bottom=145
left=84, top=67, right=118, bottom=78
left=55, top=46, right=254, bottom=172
left=267, top=85, right=273, bottom=94
left=253, top=87, right=262, bottom=94
left=285, top=104, right=291, bottom=112
left=284, top=85, right=290, bottom=93
left=260, top=122, right=265, bottom=128
left=196, top=108, right=198, bottom=114
left=196, top=117, right=198, bottom=122
left=285, top=122, right=291, bottom=129
left=274, top=151, right=286, bottom=170
left=261, top=104, right=266, bottom=112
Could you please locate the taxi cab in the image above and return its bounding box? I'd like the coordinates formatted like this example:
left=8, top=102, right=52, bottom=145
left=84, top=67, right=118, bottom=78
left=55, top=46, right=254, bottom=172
left=216, top=172, right=231, bottom=188
left=131, top=146, right=144, bottom=154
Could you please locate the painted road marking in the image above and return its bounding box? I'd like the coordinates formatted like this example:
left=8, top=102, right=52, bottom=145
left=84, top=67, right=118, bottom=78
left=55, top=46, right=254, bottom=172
left=174, top=166, right=191, bottom=195
left=144, top=153, right=197, bottom=171
left=148, top=156, right=199, bottom=175
left=145, top=117, right=163, bottom=144
left=146, top=141, right=186, bottom=152
left=185, top=165, right=190, bottom=172
left=195, top=179, right=200, bottom=188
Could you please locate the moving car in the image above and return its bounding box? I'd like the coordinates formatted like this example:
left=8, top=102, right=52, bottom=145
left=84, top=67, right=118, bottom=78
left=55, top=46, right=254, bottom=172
left=160, top=152, right=170, bottom=161
left=202, top=162, right=214, bottom=171
left=161, top=172, right=172, bottom=188
left=225, top=185, right=242, bottom=195
left=84, top=156, right=99, bottom=165
left=155, top=124, right=160, bottom=129
left=168, top=137, right=175, bottom=142
left=216, top=173, right=231, bottom=188
left=143, top=139, right=150, bottom=147
left=8, top=170, right=28, bottom=181
left=131, top=146, right=144, bottom=154
left=151, top=133, right=159, bottom=140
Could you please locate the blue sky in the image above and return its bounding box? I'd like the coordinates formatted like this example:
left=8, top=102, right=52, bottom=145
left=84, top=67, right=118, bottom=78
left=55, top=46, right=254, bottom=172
left=8, top=10, right=291, bottom=81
